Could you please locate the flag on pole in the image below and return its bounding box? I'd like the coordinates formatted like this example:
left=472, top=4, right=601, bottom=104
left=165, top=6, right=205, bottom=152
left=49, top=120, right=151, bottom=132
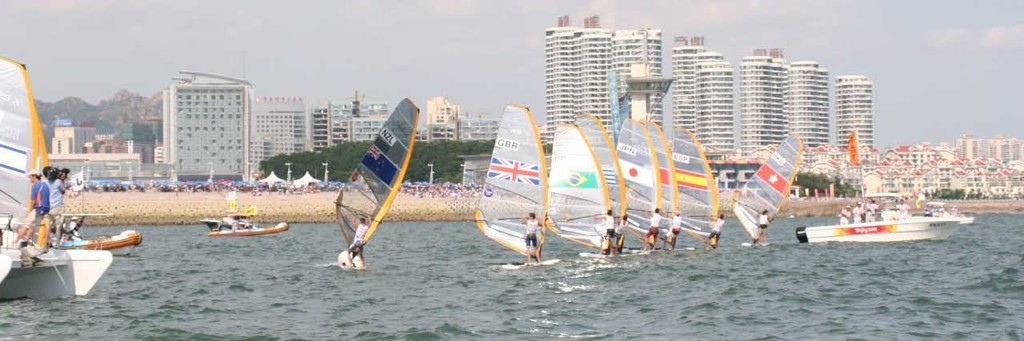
left=848, top=131, right=860, bottom=166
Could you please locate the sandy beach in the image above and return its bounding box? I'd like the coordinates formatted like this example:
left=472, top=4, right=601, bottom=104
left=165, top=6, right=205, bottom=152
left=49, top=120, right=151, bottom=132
left=63, top=191, right=1024, bottom=226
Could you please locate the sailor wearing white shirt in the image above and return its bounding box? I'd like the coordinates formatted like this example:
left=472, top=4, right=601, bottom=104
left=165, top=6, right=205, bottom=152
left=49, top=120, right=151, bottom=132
left=644, top=209, right=662, bottom=251
left=663, top=212, right=682, bottom=250
left=754, top=210, right=771, bottom=245
left=897, top=200, right=910, bottom=220
left=612, top=214, right=628, bottom=255
left=708, top=214, right=725, bottom=249
left=521, top=213, right=542, bottom=265
left=600, top=210, right=616, bottom=255
left=347, top=217, right=371, bottom=267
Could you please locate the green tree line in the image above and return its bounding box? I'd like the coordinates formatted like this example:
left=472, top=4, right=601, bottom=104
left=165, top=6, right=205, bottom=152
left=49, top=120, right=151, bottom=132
left=259, top=140, right=495, bottom=183
left=793, top=172, right=858, bottom=197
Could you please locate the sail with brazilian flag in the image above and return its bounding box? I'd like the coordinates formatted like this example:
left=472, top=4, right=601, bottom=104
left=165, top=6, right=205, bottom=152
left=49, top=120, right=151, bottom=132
left=733, top=134, right=804, bottom=242
left=671, top=128, right=719, bottom=243
left=335, top=98, right=419, bottom=268
left=547, top=123, right=613, bottom=250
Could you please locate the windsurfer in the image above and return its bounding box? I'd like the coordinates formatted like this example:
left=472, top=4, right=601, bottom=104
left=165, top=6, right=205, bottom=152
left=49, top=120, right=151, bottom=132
left=644, top=209, right=662, bottom=251
left=614, top=214, right=628, bottom=255
left=663, top=211, right=681, bottom=251
left=753, top=210, right=771, bottom=245
left=521, top=213, right=542, bottom=265
left=347, top=217, right=370, bottom=267
left=708, top=214, right=725, bottom=249
left=600, top=210, right=616, bottom=255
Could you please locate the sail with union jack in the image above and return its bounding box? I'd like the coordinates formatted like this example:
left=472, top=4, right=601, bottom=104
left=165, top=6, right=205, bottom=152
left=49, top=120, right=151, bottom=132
left=487, top=157, right=541, bottom=186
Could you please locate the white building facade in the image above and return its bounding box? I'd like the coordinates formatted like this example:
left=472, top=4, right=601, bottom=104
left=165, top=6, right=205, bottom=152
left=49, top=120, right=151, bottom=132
left=251, top=97, right=308, bottom=169
left=693, top=59, right=735, bottom=151
left=786, top=61, right=830, bottom=147
left=612, top=28, right=663, bottom=124
left=835, top=75, right=874, bottom=149
left=739, top=49, right=789, bottom=153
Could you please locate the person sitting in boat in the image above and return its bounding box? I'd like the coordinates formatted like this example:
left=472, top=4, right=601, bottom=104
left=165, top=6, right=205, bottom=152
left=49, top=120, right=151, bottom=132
left=754, top=210, right=771, bottom=245
left=600, top=210, right=615, bottom=255
left=839, top=206, right=852, bottom=225
left=644, top=209, right=662, bottom=251
left=521, top=213, right=542, bottom=265
left=347, top=217, right=370, bottom=267
left=663, top=211, right=682, bottom=251
left=708, top=214, right=725, bottom=249
left=614, top=214, right=628, bottom=256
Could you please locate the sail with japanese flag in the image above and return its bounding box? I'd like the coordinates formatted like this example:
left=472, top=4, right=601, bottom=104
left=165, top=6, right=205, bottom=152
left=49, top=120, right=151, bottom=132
left=575, top=114, right=626, bottom=218
left=646, top=121, right=678, bottom=215
left=475, top=105, right=549, bottom=257
left=733, top=134, right=804, bottom=240
left=615, top=119, right=661, bottom=239
left=546, top=124, right=611, bottom=250
left=671, top=128, right=719, bottom=242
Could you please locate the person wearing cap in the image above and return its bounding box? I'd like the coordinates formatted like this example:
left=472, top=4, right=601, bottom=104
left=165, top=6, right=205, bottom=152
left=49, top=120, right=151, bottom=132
left=17, top=170, right=50, bottom=248
left=852, top=202, right=864, bottom=224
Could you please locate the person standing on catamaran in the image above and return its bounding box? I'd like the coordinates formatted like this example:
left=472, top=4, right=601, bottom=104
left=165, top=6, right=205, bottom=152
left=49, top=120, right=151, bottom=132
left=644, top=209, right=662, bottom=251
left=754, top=210, right=771, bottom=245
left=347, top=217, right=370, bottom=267
left=522, top=212, right=542, bottom=265
left=708, top=214, right=725, bottom=249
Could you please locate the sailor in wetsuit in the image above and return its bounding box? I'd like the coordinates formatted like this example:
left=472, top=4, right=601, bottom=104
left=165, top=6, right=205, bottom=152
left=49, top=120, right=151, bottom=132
left=521, top=213, right=542, bottom=265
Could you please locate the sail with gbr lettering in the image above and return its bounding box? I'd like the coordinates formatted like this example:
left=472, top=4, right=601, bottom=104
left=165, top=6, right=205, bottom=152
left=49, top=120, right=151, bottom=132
left=475, top=105, right=548, bottom=256
left=733, top=134, right=804, bottom=240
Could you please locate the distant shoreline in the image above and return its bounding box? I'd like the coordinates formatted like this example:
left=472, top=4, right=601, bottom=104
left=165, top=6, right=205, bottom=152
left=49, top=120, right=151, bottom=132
left=64, top=192, right=1024, bottom=227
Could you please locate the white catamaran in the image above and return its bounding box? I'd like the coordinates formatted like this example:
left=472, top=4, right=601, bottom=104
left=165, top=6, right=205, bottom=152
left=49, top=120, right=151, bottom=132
left=475, top=105, right=554, bottom=265
left=0, top=57, right=112, bottom=299
left=335, top=98, right=419, bottom=269
left=734, top=134, right=804, bottom=246
left=671, top=129, right=720, bottom=245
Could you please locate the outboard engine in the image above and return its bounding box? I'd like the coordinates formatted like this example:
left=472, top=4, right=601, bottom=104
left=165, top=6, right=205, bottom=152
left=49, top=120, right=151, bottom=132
left=795, top=226, right=809, bottom=243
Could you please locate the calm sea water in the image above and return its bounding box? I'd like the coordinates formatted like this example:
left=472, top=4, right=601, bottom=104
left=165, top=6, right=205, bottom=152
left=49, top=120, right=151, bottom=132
left=2, top=215, right=1023, bottom=340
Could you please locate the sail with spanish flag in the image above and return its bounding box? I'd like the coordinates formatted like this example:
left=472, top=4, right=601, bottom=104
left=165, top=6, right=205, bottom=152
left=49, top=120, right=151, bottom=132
left=474, top=105, right=549, bottom=257
left=335, top=98, right=419, bottom=268
left=671, top=128, right=719, bottom=242
left=733, top=134, right=804, bottom=243
left=546, top=123, right=612, bottom=250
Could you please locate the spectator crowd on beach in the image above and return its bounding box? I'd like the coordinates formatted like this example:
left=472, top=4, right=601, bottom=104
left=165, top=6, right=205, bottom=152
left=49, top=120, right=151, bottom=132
left=72, top=180, right=484, bottom=199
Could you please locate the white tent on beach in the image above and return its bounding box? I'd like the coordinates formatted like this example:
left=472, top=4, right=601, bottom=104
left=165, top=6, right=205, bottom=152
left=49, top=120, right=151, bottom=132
left=292, top=171, right=321, bottom=187
left=259, top=172, right=286, bottom=184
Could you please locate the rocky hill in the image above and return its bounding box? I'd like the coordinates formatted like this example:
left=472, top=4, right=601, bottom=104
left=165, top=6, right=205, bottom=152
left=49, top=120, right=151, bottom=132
left=35, top=89, right=162, bottom=136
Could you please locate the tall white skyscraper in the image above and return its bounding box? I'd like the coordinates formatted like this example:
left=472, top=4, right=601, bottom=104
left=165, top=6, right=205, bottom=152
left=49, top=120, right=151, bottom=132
left=694, top=59, right=735, bottom=151
left=835, top=75, right=874, bottom=149
left=162, top=71, right=252, bottom=180
left=671, top=36, right=727, bottom=133
left=544, top=15, right=612, bottom=142
left=786, top=61, right=830, bottom=147
left=740, top=49, right=789, bottom=153
left=612, top=28, right=663, bottom=123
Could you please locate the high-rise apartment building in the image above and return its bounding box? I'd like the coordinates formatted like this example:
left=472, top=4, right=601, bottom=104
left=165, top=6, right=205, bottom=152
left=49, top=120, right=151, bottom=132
left=162, top=71, right=252, bottom=180
left=671, top=36, right=728, bottom=133
left=51, top=119, right=96, bottom=154
left=693, top=59, right=735, bottom=151
left=740, top=49, right=789, bottom=153
left=251, top=97, right=308, bottom=169
left=426, top=96, right=461, bottom=125
left=835, top=75, right=874, bottom=149
left=544, top=15, right=613, bottom=142
left=786, top=61, right=830, bottom=147
left=955, top=134, right=985, bottom=159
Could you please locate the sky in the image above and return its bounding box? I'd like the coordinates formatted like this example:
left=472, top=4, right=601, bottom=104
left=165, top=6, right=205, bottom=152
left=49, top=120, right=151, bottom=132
left=1, top=0, right=1022, bottom=148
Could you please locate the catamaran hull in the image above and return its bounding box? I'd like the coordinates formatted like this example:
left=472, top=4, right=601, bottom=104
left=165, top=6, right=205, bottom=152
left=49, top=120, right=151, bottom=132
left=0, top=255, right=10, bottom=287
left=0, top=249, right=113, bottom=299
left=60, top=230, right=142, bottom=256
left=796, top=218, right=961, bottom=244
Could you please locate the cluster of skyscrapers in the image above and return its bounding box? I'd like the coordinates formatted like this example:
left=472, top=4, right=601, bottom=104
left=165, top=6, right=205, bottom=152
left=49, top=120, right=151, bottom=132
left=544, top=15, right=875, bottom=154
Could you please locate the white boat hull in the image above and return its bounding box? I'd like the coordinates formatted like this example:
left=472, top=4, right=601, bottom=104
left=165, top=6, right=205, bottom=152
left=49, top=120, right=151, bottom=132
left=0, top=255, right=10, bottom=287
left=0, top=249, right=113, bottom=299
left=796, top=218, right=961, bottom=244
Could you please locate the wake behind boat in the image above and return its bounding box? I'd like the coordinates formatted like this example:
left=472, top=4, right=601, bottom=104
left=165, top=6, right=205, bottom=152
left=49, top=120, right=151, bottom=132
left=335, top=98, right=419, bottom=270
left=0, top=57, right=112, bottom=299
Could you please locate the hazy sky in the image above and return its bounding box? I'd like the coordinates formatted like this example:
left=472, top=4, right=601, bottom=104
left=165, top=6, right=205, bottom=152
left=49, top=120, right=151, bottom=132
left=2, top=0, right=1021, bottom=147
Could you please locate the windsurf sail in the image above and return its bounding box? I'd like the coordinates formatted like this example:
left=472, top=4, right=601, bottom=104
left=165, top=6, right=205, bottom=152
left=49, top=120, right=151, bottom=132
left=615, top=119, right=661, bottom=239
left=475, top=105, right=548, bottom=256
left=671, top=128, right=719, bottom=241
left=547, top=124, right=611, bottom=250
left=647, top=122, right=678, bottom=215
left=575, top=114, right=626, bottom=217
left=733, top=135, right=804, bottom=240
left=0, top=57, right=47, bottom=221
left=335, top=98, right=419, bottom=247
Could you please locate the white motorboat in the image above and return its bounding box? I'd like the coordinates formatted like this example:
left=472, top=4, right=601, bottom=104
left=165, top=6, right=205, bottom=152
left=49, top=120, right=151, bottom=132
left=920, top=201, right=975, bottom=225
left=796, top=217, right=961, bottom=243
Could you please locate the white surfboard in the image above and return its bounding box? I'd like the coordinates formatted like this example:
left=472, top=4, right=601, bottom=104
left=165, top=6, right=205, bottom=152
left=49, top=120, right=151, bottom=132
left=741, top=242, right=771, bottom=247
left=337, top=251, right=366, bottom=270
left=499, top=259, right=561, bottom=270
